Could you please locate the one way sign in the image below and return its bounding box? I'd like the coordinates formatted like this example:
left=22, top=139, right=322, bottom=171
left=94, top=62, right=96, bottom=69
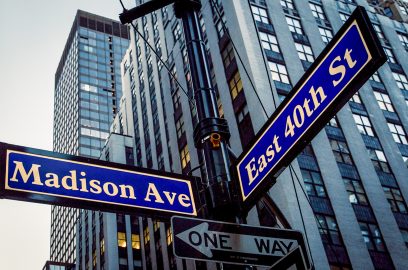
left=171, top=216, right=311, bottom=268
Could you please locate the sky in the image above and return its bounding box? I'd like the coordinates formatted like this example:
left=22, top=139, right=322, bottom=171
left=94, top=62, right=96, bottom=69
left=0, top=1, right=133, bottom=269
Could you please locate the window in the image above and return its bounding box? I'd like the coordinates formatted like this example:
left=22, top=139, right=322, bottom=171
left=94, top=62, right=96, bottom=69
left=328, top=116, right=339, bottom=127
left=259, top=32, right=280, bottom=53
left=353, top=114, right=374, bottom=136
left=330, top=139, right=353, bottom=164
left=344, top=178, right=369, bottom=205
left=373, top=24, right=385, bottom=40
left=319, top=27, right=333, bottom=44
left=236, top=103, right=254, bottom=147
left=393, top=72, right=408, bottom=90
left=301, top=169, right=327, bottom=197
left=359, top=222, right=386, bottom=252
left=286, top=17, right=303, bottom=35
left=316, top=214, right=342, bottom=246
left=402, top=230, right=408, bottom=248
left=370, top=71, right=381, bottom=83
left=143, top=228, right=150, bottom=244
left=388, top=123, right=408, bottom=145
left=398, top=33, right=408, bottom=51
left=309, top=2, right=326, bottom=20
left=280, top=0, right=294, bottom=10
left=384, top=47, right=396, bottom=64
left=339, top=13, right=349, bottom=23
left=350, top=93, right=361, bottom=103
left=268, top=61, right=290, bottom=84
left=251, top=5, right=269, bottom=24
left=172, top=89, right=181, bottom=110
left=172, top=23, right=181, bottom=42
left=180, top=145, right=190, bottom=169
left=229, top=71, right=243, bottom=100
left=215, top=13, right=227, bottom=39
left=221, top=42, right=235, bottom=67
left=374, top=91, right=394, bottom=112
left=175, top=118, right=184, bottom=139
left=118, top=232, right=126, bottom=248
left=131, top=234, right=140, bottom=249
left=166, top=227, right=173, bottom=245
left=400, top=4, right=408, bottom=15
left=295, top=43, right=314, bottom=62
left=368, top=149, right=391, bottom=173
left=383, top=187, right=407, bottom=213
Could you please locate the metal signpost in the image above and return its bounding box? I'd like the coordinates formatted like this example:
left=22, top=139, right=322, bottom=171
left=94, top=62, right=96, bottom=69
left=234, top=6, right=386, bottom=210
left=0, top=142, right=200, bottom=218
left=172, top=216, right=311, bottom=268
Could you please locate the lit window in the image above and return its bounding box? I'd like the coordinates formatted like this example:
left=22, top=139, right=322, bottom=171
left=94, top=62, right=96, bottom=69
left=166, top=227, right=173, bottom=246
left=387, top=123, right=408, bottom=145
left=132, top=234, right=140, bottom=249
left=143, top=228, right=150, bottom=244
left=268, top=61, right=290, bottom=84
left=180, top=145, right=190, bottom=169
left=251, top=5, right=269, bottom=24
left=295, top=43, right=314, bottom=62
left=118, top=232, right=126, bottom=248
left=286, top=17, right=303, bottom=35
left=259, top=32, right=280, bottom=53
left=229, top=71, right=243, bottom=100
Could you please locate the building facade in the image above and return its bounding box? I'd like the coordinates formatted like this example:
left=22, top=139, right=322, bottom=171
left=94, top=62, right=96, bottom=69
left=52, top=1, right=408, bottom=270
left=51, top=10, right=129, bottom=265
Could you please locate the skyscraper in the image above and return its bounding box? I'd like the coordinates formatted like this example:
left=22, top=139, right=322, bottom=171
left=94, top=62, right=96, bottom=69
left=52, top=0, right=408, bottom=269
left=51, top=10, right=129, bottom=264
left=103, top=0, right=408, bottom=269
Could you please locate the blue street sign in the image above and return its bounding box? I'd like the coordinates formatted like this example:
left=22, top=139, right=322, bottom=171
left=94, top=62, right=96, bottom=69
left=0, top=142, right=199, bottom=218
left=235, top=7, right=386, bottom=208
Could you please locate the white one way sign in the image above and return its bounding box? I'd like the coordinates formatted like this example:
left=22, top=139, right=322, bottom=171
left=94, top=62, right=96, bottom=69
left=171, top=216, right=310, bottom=267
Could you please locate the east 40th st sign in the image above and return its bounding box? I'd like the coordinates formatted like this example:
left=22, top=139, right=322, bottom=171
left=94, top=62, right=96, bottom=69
left=235, top=7, right=386, bottom=209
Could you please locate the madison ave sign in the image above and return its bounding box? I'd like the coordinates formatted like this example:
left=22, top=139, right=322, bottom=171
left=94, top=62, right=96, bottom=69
left=172, top=216, right=311, bottom=268
left=0, top=142, right=199, bottom=218
left=235, top=7, right=386, bottom=209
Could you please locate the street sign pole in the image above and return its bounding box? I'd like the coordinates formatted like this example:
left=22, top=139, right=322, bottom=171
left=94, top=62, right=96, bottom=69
left=121, top=0, right=236, bottom=222
left=173, top=0, right=235, bottom=220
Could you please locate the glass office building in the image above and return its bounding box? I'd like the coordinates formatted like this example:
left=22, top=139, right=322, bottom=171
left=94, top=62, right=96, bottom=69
left=51, top=10, right=129, bottom=264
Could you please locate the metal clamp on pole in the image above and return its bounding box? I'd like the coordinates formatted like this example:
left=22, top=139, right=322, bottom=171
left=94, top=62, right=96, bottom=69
left=193, top=117, right=230, bottom=149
